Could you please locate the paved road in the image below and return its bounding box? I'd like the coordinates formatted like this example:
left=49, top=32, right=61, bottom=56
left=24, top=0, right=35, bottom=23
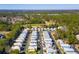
left=24, top=31, right=31, bottom=54
left=50, top=31, right=64, bottom=54
left=38, top=31, right=43, bottom=54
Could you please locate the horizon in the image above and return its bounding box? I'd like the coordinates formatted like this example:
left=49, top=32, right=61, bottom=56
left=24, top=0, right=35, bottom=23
left=0, top=4, right=79, bottom=10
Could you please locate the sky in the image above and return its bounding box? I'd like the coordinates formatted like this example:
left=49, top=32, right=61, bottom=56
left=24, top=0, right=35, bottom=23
left=0, top=4, right=79, bottom=10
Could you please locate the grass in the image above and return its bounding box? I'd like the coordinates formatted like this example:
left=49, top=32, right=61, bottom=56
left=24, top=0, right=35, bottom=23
left=26, top=50, right=37, bottom=54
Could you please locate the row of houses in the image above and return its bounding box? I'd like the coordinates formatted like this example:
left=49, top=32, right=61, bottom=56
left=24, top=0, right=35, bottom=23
left=26, top=27, right=56, bottom=31
left=10, top=29, right=28, bottom=53
left=57, top=39, right=77, bottom=54
left=42, top=31, right=57, bottom=54
left=28, top=31, right=38, bottom=53
left=26, top=26, right=66, bottom=32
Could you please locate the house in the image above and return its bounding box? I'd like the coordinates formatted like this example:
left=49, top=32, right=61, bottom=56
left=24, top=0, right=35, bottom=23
left=11, top=46, right=20, bottom=51
left=76, top=34, right=79, bottom=40
left=13, top=42, right=22, bottom=47
left=0, top=34, right=5, bottom=39
left=15, top=39, right=24, bottom=43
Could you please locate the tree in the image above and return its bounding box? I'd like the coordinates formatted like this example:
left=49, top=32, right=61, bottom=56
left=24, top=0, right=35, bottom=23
left=67, top=34, right=77, bottom=44
left=0, top=39, right=6, bottom=51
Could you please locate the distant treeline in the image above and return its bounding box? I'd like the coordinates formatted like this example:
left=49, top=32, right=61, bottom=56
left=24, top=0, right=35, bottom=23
left=0, top=10, right=79, bottom=15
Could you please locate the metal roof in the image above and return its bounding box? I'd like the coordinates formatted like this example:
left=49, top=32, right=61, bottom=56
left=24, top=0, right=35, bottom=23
left=11, top=46, right=20, bottom=51
left=29, top=43, right=37, bottom=46
left=65, top=51, right=78, bottom=54
left=13, top=42, right=22, bottom=47
left=63, top=48, right=75, bottom=52
left=15, top=39, right=24, bottom=43
left=61, top=44, right=71, bottom=48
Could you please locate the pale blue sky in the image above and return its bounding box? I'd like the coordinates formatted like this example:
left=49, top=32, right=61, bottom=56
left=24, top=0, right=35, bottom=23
left=0, top=4, right=79, bottom=10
